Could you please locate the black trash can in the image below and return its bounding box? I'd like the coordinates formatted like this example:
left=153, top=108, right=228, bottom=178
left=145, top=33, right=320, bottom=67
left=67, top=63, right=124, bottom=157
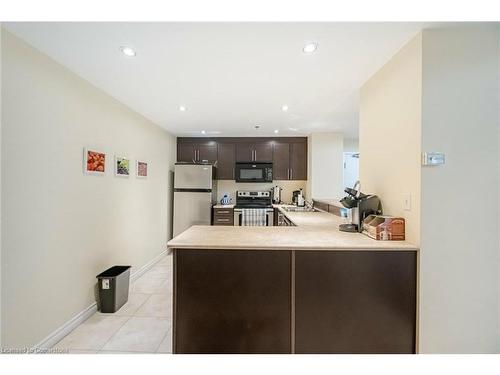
left=96, top=265, right=131, bottom=313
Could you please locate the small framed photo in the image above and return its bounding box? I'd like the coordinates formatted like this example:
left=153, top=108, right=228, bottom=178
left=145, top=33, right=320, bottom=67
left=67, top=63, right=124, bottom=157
left=115, top=156, right=131, bottom=177
left=136, top=160, right=148, bottom=178
left=84, top=148, right=106, bottom=175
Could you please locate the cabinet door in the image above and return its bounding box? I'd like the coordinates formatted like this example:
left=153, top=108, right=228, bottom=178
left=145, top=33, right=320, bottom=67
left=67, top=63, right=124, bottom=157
left=253, top=142, right=273, bottom=162
left=295, top=251, right=416, bottom=354
left=216, top=143, right=235, bottom=179
left=197, top=143, right=218, bottom=163
left=273, top=142, right=290, bottom=180
left=177, top=143, right=197, bottom=162
left=235, top=143, right=254, bottom=162
left=289, top=142, right=307, bottom=180
left=175, top=249, right=291, bottom=353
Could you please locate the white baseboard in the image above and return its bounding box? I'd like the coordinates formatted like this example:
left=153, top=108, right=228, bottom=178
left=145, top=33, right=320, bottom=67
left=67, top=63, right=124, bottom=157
left=33, top=249, right=169, bottom=350
left=130, top=248, right=168, bottom=283
left=34, top=303, right=98, bottom=350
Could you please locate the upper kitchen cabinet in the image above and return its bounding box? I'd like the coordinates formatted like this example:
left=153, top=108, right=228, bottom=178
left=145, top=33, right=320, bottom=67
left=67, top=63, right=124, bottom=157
left=273, top=142, right=290, bottom=180
left=273, top=139, right=307, bottom=180
left=289, top=141, right=308, bottom=180
left=235, top=140, right=273, bottom=162
left=177, top=139, right=217, bottom=163
left=216, top=142, right=235, bottom=180
left=177, top=137, right=307, bottom=181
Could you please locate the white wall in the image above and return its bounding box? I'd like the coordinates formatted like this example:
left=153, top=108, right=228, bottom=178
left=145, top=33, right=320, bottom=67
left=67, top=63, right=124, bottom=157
left=419, top=26, right=500, bottom=353
left=307, top=132, right=344, bottom=200
left=360, top=26, right=500, bottom=353
left=1, top=30, right=176, bottom=348
left=359, top=33, right=422, bottom=246
left=343, top=138, right=359, bottom=152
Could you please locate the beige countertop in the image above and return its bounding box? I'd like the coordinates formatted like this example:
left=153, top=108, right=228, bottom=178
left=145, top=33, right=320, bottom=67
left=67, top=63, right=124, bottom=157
left=213, top=204, right=235, bottom=209
left=312, top=198, right=344, bottom=208
left=168, top=205, right=418, bottom=251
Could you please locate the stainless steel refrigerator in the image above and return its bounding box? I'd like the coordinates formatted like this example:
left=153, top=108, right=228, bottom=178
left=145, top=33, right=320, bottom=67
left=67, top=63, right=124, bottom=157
left=173, top=163, right=217, bottom=237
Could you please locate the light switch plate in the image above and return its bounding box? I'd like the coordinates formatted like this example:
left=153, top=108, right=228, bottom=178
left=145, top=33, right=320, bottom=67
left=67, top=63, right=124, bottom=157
left=402, top=193, right=411, bottom=211
left=422, top=152, right=445, bottom=166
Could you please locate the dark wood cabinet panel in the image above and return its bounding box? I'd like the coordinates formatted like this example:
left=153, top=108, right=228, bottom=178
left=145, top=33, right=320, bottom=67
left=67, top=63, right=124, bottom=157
left=295, top=251, right=417, bottom=354
left=290, top=142, right=307, bottom=180
left=177, top=137, right=307, bottom=180
left=235, top=143, right=254, bottom=162
left=253, top=142, right=273, bottom=162
left=216, top=143, right=235, bottom=179
left=197, top=144, right=217, bottom=163
left=273, top=142, right=290, bottom=180
left=177, top=143, right=197, bottom=163
left=174, top=249, right=291, bottom=353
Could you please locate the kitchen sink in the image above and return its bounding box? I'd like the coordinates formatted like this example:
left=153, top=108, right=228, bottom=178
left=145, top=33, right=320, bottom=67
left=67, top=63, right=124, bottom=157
left=282, top=206, right=320, bottom=212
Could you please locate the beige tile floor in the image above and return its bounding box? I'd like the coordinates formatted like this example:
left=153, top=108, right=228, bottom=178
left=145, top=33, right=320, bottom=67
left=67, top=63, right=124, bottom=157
left=54, top=253, right=173, bottom=354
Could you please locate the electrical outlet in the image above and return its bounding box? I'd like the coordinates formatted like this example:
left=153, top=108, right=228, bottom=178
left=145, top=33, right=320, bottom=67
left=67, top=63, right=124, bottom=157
left=402, top=193, right=411, bottom=211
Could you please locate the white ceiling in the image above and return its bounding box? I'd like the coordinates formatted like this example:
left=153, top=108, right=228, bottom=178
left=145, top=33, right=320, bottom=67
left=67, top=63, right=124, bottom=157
left=4, top=22, right=429, bottom=138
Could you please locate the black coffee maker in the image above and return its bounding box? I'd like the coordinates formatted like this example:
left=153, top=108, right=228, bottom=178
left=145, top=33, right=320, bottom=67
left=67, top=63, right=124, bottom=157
left=339, top=185, right=382, bottom=233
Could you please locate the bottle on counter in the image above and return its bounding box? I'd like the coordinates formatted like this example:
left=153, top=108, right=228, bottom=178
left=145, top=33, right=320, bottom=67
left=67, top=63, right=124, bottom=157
left=297, top=189, right=305, bottom=207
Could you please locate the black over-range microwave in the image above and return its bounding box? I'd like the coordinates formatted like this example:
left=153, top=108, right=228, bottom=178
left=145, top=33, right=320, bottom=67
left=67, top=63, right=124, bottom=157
left=235, top=162, right=273, bottom=183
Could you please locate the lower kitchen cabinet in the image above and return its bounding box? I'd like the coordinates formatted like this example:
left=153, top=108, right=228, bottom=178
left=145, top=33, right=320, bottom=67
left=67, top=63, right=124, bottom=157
left=174, top=249, right=291, bottom=353
left=294, top=251, right=417, bottom=353
left=173, top=249, right=416, bottom=354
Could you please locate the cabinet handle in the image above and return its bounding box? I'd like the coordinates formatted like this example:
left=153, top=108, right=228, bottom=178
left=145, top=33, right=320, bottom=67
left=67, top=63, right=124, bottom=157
left=254, top=149, right=257, bottom=161
left=217, top=218, right=230, bottom=222
left=290, top=169, right=293, bottom=179
left=217, top=210, right=230, bottom=214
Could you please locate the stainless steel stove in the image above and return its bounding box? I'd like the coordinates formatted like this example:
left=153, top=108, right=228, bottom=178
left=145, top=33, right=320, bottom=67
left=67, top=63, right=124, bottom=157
left=234, top=191, right=274, bottom=226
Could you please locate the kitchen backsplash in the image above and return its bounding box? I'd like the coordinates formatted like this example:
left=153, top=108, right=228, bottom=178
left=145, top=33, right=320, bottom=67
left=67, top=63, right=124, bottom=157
left=216, top=180, right=307, bottom=205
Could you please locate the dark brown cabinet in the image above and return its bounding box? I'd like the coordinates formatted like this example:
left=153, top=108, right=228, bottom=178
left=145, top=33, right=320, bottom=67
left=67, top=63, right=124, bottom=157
left=289, top=141, right=307, bottom=180
left=272, top=142, right=290, bottom=180
left=177, top=137, right=307, bottom=180
left=177, top=143, right=197, bottom=163
left=272, top=140, right=307, bottom=180
left=174, top=249, right=291, bottom=353
left=216, top=143, right=235, bottom=180
left=173, top=248, right=417, bottom=354
left=177, top=141, right=217, bottom=163
left=294, top=251, right=417, bottom=354
left=236, top=141, right=273, bottom=162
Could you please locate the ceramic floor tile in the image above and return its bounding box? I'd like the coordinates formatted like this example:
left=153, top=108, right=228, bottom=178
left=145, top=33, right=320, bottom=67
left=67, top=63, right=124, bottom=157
left=145, top=265, right=171, bottom=279
left=102, top=293, right=150, bottom=317
left=102, top=317, right=170, bottom=353
left=153, top=278, right=173, bottom=295
left=156, top=328, right=172, bottom=353
left=134, top=293, right=172, bottom=318
left=55, top=314, right=129, bottom=350
left=130, top=275, right=167, bottom=294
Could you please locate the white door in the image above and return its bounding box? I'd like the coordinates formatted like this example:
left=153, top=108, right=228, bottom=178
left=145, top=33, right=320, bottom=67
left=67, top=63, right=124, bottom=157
left=343, top=152, right=359, bottom=189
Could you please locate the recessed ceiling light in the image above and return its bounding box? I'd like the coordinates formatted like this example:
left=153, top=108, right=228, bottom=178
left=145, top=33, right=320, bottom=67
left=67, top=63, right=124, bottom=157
left=303, top=42, right=318, bottom=54
left=289, top=127, right=299, bottom=132
left=201, top=130, right=206, bottom=134
left=179, top=106, right=187, bottom=112
left=282, top=105, right=289, bottom=112
left=274, top=130, right=279, bottom=134
left=120, top=46, right=136, bottom=57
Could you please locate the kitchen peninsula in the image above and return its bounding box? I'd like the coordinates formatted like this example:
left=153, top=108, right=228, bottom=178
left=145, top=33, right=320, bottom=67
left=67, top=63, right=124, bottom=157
left=167, top=208, right=418, bottom=354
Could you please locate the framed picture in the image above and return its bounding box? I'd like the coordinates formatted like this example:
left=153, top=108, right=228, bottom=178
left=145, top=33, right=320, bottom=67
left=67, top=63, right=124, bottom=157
left=84, top=148, right=106, bottom=175
left=115, top=156, right=131, bottom=177
left=136, top=160, right=148, bottom=178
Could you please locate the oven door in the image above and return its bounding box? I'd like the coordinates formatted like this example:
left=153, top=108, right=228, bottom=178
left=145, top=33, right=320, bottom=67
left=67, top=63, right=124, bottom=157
left=235, top=162, right=273, bottom=182
left=234, top=209, right=274, bottom=226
